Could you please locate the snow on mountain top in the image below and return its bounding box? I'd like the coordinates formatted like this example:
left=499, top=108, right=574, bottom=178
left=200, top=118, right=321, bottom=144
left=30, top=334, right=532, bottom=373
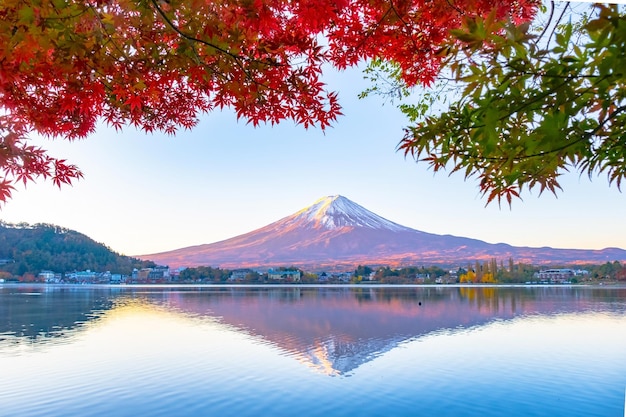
left=292, top=195, right=412, bottom=231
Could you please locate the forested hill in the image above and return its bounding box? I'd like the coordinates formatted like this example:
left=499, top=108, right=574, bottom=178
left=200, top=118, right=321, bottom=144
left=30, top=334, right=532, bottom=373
left=0, top=222, right=155, bottom=277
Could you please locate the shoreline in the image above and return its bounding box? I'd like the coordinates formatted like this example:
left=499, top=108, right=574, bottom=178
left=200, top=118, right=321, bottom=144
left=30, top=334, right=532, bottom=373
left=2, top=282, right=626, bottom=289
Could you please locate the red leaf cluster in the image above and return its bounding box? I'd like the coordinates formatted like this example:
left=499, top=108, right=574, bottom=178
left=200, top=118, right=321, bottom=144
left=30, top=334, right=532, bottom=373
left=0, top=0, right=538, bottom=202
left=0, top=115, right=84, bottom=204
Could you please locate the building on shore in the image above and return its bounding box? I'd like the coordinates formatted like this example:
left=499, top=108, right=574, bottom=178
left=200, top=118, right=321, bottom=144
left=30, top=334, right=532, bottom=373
left=268, top=268, right=301, bottom=282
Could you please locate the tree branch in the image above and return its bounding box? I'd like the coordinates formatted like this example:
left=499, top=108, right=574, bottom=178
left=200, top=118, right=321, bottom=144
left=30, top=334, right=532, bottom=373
left=478, top=104, right=626, bottom=162
left=534, top=1, right=555, bottom=46
left=546, top=1, right=569, bottom=47
left=150, top=0, right=244, bottom=63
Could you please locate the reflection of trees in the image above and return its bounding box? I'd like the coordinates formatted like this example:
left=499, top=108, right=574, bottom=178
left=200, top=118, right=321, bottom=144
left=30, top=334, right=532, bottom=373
left=459, top=287, right=509, bottom=314
left=2, top=285, right=625, bottom=362
left=456, top=286, right=626, bottom=316
left=0, top=286, right=114, bottom=340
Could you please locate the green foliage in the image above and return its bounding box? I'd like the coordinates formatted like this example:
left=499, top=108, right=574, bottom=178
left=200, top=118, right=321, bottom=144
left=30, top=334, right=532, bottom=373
left=372, top=265, right=447, bottom=284
left=178, top=266, right=231, bottom=282
left=371, top=3, right=626, bottom=205
left=495, top=260, right=538, bottom=283
left=588, top=261, right=625, bottom=280
left=300, top=272, right=319, bottom=284
left=354, top=265, right=373, bottom=277
left=0, top=222, right=155, bottom=276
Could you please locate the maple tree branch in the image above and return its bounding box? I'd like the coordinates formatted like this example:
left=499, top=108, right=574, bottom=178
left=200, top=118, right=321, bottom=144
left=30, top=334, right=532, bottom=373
left=463, top=71, right=614, bottom=132
left=463, top=104, right=626, bottom=163
left=45, top=2, right=90, bottom=21
left=149, top=0, right=278, bottom=68
left=444, top=0, right=465, bottom=16
left=85, top=6, right=133, bottom=89
left=534, top=1, right=555, bottom=46
left=346, top=5, right=396, bottom=58
left=501, top=63, right=615, bottom=79
left=445, top=42, right=618, bottom=132
left=545, top=2, right=569, bottom=47
left=354, top=0, right=467, bottom=58
left=453, top=78, right=572, bottom=132
left=521, top=104, right=626, bottom=158
left=150, top=0, right=236, bottom=60
left=386, top=2, right=434, bottom=55
left=148, top=0, right=280, bottom=93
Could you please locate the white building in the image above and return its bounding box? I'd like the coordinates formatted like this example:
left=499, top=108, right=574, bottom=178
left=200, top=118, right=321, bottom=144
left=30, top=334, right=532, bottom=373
left=267, top=269, right=301, bottom=282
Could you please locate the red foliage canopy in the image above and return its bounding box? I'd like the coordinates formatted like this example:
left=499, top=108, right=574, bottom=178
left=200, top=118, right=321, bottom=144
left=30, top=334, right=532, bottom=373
left=0, top=0, right=538, bottom=202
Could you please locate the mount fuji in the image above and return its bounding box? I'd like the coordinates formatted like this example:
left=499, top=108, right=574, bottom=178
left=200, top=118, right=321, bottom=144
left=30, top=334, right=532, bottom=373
left=141, top=195, right=626, bottom=269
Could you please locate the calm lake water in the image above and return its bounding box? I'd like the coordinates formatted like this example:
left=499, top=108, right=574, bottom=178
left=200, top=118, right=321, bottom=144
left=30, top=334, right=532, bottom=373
left=1, top=284, right=625, bottom=417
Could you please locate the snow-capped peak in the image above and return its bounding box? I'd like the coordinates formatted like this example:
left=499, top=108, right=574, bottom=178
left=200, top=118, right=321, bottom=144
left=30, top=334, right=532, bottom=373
left=292, top=195, right=411, bottom=231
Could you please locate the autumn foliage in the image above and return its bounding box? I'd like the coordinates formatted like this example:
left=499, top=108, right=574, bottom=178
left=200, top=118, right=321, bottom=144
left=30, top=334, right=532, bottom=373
left=0, top=0, right=537, bottom=202
left=397, top=3, right=626, bottom=205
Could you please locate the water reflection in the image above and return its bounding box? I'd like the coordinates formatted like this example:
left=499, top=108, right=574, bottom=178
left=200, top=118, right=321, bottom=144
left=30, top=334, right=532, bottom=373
left=2, top=285, right=625, bottom=376
left=0, top=286, right=114, bottom=345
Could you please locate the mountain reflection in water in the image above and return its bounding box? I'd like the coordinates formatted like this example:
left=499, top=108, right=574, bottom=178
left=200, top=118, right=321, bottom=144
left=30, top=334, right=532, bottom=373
left=2, top=285, right=624, bottom=376
left=161, top=286, right=626, bottom=375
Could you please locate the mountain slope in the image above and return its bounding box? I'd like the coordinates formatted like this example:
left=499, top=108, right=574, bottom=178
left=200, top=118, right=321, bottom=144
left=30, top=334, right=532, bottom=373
left=0, top=222, right=155, bottom=276
left=141, top=195, right=626, bottom=269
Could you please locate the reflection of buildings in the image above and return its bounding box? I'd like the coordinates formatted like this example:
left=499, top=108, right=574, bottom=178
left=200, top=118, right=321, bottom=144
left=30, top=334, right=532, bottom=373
left=2, top=286, right=624, bottom=375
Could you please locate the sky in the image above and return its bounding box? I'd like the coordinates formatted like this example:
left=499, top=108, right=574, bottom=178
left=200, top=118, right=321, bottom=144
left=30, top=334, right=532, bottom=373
left=2, top=8, right=626, bottom=257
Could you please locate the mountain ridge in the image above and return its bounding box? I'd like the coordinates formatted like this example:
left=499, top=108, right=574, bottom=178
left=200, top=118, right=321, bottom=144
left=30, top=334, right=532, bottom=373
left=140, top=195, right=626, bottom=270
left=0, top=222, right=156, bottom=276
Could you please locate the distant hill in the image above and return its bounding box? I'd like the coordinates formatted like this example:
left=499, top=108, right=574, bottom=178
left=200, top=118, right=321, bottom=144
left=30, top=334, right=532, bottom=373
left=0, top=222, right=155, bottom=276
left=141, top=195, right=626, bottom=270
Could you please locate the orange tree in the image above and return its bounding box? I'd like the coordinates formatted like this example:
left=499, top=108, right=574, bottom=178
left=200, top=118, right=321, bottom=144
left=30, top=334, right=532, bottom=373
left=0, top=0, right=537, bottom=202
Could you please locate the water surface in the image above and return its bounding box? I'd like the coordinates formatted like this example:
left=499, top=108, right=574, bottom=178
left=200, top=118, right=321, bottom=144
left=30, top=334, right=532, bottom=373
left=1, top=285, right=625, bottom=416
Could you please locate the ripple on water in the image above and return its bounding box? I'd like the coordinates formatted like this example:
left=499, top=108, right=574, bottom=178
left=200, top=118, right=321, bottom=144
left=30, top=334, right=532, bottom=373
left=1, top=287, right=626, bottom=417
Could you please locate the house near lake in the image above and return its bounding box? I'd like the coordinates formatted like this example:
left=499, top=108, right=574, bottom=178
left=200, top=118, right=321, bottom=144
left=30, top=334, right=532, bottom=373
left=267, top=269, right=301, bottom=282
left=534, top=268, right=589, bottom=283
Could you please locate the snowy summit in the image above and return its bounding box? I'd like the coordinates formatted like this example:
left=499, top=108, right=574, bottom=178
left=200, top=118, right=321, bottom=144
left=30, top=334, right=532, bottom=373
left=291, top=195, right=411, bottom=231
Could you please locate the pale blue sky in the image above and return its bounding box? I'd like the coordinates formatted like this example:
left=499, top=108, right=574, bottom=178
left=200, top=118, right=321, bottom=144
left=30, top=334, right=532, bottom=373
left=2, top=60, right=625, bottom=257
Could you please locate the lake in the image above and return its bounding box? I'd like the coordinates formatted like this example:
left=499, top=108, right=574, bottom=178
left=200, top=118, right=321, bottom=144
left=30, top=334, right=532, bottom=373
left=1, top=284, right=625, bottom=417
